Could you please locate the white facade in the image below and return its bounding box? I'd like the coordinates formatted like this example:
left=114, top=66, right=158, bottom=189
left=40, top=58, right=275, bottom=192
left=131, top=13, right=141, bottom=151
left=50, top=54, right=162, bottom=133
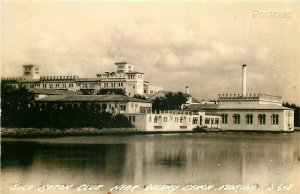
left=2, top=62, right=163, bottom=97
left=126, top=111, right=200, bottom=131
left=186, top=93, right=294, bottom=132
left=144, top=82, right=164, bottom=95
left=126, top=110, right=221, bottom=131
left=203, top=113, right=221, bottom=129
left=218, top=109, right=294, bottom=132
left=23, top=64, right=40, bottom=80
left=124, top=72, right=144, bottom=96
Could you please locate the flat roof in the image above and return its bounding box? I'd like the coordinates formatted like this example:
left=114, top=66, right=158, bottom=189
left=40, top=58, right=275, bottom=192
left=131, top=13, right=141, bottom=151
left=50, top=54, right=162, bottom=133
left=186, top=103, right=292, bottom=110
left=29, top=88, right=81, bottom=95
left=115, top=62, right=131, bottom=64
left=36, top=95, right=151, bottom=103
left=126, top=71, right=144, bottom=74
left=23, top=64, right=40, bottom=67
left=18, top=79, right=40, bottom=83
left=75, top=78, right=101, bottom=82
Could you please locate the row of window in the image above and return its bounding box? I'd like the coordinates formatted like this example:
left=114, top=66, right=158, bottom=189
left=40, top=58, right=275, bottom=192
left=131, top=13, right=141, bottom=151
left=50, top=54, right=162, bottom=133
left=128, top=74, right=135, bottom=80
left=221, top=114, right=280, bottom=125
left=139, top=107, right=151, bottom=114
left=103, top=82, right=123, bottom=88
left=38, top=83, right=74, bottom=88
left=151, top=116, right=202, bottom=125
left=128, top=116, right=136, bottom=122
left=37, top=82, right=125, bottom=89
left=130, top=103, right=139, bottom=108
left=205, top=118, right=220, bottom=125
left=117, top=65, right=124, bottom=69
left=41, top=75, right=78, bottom=80
left=127, top=74, right=142, bottom=80
left=14, top=81, right=144, bottom=91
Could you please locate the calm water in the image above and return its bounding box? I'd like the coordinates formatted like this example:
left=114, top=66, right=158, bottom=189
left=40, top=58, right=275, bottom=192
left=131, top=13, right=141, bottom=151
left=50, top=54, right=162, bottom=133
left=1, top=132, right=300, bottom=194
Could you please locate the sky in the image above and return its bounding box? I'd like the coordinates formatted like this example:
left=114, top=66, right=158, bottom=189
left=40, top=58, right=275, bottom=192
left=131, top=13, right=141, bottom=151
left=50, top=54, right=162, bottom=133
left=1, top=1, right=300, bottom=104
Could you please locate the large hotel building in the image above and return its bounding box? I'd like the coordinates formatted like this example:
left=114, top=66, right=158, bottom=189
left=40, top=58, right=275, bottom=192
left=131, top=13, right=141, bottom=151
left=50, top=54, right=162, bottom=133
left=1, top=63, right=295, bottom=132
left=2, top=62, right=163, bottom=97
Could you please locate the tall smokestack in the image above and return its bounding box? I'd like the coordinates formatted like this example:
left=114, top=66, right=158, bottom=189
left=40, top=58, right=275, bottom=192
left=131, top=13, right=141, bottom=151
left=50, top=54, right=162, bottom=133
left=242, top=64, right=247, bottom=96
left=185, top=86, right=190, bottom=95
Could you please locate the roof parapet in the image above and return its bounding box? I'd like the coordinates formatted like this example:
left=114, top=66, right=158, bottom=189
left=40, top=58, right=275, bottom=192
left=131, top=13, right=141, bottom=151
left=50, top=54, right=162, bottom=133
left=1, top=76, right=25, bottom=81
left=151, top=110, right=199, bottom=115
left=40, top=75, right=79, bottom=81
left=218, top=93, right=282, bottom=101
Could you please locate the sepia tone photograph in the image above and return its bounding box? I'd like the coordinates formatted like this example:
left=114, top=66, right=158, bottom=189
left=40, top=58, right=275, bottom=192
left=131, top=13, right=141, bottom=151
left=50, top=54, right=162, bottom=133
left=1, top=1, right=300, bottom=194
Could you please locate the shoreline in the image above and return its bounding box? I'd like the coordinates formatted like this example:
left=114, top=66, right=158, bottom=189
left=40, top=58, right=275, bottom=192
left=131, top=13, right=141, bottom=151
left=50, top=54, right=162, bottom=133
left=0, top=127, right=139, bottom=137
left=1, top=127, right=299, bottom=138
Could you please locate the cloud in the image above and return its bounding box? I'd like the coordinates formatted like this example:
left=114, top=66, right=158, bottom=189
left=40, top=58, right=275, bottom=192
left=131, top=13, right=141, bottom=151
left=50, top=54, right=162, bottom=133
left=1, top=1, right=299, bottom=104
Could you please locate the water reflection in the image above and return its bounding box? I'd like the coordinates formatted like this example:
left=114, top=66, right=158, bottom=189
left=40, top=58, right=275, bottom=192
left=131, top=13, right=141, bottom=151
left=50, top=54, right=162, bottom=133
left=1, top=133, right=300, bottom=194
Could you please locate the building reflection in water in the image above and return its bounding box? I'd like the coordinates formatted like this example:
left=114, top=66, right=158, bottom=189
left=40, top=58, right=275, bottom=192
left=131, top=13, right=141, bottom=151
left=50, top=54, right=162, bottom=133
left=1, top=133, right=300, bottom=193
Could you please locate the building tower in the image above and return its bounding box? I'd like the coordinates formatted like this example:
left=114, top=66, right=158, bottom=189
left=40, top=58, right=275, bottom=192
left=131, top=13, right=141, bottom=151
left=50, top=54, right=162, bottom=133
left=23, top=64, right=40, bottom=80
left=242, top=64, right=247, bottom=96
left=185, top=86, right=190, bottom=95
left=115, top=62, right=133, bottom=74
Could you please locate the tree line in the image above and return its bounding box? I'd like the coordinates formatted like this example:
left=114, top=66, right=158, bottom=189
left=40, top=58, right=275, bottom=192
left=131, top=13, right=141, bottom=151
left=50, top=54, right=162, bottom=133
left=2, top=84, right=299, bottom=128
left=1, top=85, right=132, bottom=129
left=151, top=92, right=188, bottom=111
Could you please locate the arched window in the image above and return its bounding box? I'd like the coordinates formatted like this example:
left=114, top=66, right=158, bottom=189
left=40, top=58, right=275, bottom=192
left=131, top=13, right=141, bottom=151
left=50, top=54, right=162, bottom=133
left=180, top=117, right=183, bottom=123
left=149, top=116, right=152, bottom=122
left=258, top=114, right=266, bottom=125
left=158, top=116, right=162, bottom=122
left=154, top=116, right=158, bottom=123
left=221, top=114, right=228, bottom=124
left=233, top=114, right=240, bottom=124
left=245, top=114, right=253, bottom=124
left=163, top=117, right=168, bottom=122
left=192, top=117, right=198, bottom=124
left=271, top=114, right=279, bottom=125
left=215, top=118, right=219, bottom=124
left=205, top=118, right=210, bottom=124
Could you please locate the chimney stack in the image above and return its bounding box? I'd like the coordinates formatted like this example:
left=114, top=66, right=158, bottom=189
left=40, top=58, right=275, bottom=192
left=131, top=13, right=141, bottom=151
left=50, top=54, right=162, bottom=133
left=242, top=64, right=247, bottom=96
left=185, top=86, right=190, bottom=95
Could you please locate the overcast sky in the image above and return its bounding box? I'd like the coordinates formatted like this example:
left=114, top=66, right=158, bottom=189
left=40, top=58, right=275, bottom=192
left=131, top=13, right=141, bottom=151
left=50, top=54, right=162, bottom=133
left=2, top=1, right=300, bottom=104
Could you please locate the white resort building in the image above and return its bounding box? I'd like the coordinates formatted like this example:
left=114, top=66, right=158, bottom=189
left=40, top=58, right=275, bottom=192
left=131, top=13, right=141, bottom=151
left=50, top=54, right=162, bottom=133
left=185, top=94, right=294, bottom=132
left=126, top=111, right=203, bottom=132
left=125, top=64, right=295, bottom=132
left=126, top=110, right=220, bottom=132
left=1, top=62, right=295, bottom=132
left=1, top=62, right=163, bottom=97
